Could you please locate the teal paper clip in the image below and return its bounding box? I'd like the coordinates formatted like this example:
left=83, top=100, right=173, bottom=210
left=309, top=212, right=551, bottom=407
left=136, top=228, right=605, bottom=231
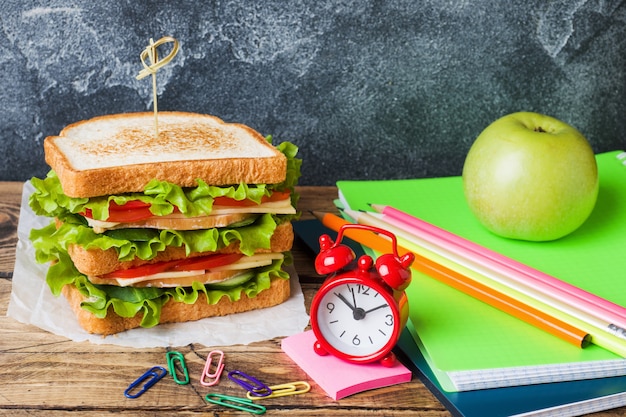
left=124, top=366, right=167, bottom=399
left=205, top=393, right=266, bottom=415
left=166, top=351, right=189, bottom=385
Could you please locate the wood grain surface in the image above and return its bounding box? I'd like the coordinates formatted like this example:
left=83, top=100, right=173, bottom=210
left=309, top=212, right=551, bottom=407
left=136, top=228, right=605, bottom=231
left=0, top=182, right=622, bottom=416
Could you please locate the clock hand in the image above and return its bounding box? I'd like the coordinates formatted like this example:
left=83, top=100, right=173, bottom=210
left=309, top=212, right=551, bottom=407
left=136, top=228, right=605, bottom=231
left=364, top=304, right=389, bottom=314
left=334, top=292, right=369, bottom=320
left=350, top=287, right=359, bottom=309
left=334, top=292, right=356, bottom=311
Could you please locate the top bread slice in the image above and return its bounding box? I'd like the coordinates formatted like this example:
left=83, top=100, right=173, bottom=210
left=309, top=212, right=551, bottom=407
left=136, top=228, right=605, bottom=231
left=44, top=112, right=287, bottom=198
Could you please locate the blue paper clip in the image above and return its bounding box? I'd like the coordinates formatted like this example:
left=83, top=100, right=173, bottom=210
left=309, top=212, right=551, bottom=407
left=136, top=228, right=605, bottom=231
left=205, top=393, right=266, bottom=415
left=124, top=366, right=167, bottom=399
left=166, top=351, right=189, bottom=385
left=200, top=350, right=225, bottom=386
left=228, top=370, right=272, bottom=397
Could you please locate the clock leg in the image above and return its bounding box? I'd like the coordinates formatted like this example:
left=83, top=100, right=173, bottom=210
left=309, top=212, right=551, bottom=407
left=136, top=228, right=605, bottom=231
left=313, top=341, right=329, bottom=356
left=379, top=352, right=396, bottom=367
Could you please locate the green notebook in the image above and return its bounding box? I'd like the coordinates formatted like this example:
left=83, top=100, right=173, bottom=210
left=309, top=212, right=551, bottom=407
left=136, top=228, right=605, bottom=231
left=337, top=151, right=626, bottom=392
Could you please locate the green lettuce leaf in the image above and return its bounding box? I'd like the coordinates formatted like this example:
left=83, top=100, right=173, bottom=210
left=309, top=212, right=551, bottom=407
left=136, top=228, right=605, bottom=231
left=276, top=140, right=303, bottom=208
left=31, top=213, right=279, bottom=262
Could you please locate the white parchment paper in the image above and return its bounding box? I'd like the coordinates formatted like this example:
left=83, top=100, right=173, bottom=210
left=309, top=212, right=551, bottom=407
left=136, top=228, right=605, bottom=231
left=7, top=182, right=310, bottom=348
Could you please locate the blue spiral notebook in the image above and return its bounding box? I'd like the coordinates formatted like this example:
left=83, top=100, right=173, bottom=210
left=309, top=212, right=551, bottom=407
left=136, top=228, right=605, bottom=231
left=397, top=323, right=626, bottom=417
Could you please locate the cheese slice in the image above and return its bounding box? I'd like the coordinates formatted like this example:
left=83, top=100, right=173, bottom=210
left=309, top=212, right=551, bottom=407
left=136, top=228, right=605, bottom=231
left=86, top=199, right=296, bottom=233
left=90, top=253, right=284, bottom=287
left=210, top=199, right=296, bottom=215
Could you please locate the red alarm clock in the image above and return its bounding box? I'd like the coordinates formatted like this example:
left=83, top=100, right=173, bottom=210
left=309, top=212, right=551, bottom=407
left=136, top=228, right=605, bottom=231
left=310, top=224, right=414, bottom=367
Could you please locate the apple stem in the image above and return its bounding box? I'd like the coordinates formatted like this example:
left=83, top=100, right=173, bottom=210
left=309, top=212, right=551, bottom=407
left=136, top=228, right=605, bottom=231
left=534, top=126, right=547, bottom=133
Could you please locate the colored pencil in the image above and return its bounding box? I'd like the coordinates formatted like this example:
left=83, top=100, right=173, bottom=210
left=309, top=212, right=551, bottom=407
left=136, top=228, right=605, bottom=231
left=344, top=209, right=626, bottom=357
left=370, top=203, right=626, bottom=330
left=312, top=211, right=590, bottom=348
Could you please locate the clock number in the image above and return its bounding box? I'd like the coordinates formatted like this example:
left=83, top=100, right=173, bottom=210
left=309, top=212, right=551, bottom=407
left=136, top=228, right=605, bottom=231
left=326, top=302, right=335, bottom=314
left=385, top=314, right=394, bottom=326
left=352, top=335, right=361, bottom=346
left=348, top=284, right=373, bottom=296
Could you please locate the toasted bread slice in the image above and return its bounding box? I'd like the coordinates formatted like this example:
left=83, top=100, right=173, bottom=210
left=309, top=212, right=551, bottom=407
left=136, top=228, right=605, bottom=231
left=62, top=276, right=291, bottom=335
left=68, top=222, right=294, bottom=276
left=44, top=112, right=287, bottom=198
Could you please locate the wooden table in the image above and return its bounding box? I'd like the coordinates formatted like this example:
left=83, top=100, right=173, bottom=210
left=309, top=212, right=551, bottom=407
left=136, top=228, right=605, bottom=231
left=0, top=181, right=623, bottom=416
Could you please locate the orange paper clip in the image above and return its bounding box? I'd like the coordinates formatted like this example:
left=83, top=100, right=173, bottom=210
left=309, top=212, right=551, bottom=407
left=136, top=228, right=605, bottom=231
left=200, top=350, right=225, bottom=386
left=246, top=381, right=311, bottom=401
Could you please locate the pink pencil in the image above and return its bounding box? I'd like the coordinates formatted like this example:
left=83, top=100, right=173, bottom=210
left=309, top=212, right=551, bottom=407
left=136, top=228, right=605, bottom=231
left=370, top=204, right=626, bottom=331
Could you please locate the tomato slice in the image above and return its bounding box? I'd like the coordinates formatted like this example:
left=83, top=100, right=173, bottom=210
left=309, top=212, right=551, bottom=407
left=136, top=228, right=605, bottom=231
left=106, top=207, right=154, bottom=222
left=171, top=253, right=243, bottom=271
left=212, top=191, right=291, bottom=207
left=103, top=259, right=180, bottom=279
left=81, top=201, right=154, bottom=222
left=106, top=201, right=153, bottom=222
left=102, top=253, right=243, bottom=279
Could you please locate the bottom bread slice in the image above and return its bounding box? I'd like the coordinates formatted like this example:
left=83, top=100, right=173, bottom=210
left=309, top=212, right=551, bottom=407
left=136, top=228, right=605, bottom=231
left=61, top=277, right=291, bottom=336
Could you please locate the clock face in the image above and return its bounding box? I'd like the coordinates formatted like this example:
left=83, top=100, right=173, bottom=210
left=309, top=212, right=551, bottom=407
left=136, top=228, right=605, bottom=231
left=314, top=278, right=398, bottom=359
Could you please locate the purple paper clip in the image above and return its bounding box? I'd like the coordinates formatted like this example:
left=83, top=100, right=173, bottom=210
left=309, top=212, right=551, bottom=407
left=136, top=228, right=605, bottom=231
left=200, top=350, right=225, bottom=387
left=228, top=370, right=272, bottom=397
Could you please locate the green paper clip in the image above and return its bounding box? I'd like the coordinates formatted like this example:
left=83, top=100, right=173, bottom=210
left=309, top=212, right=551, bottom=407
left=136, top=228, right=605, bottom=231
left=205, top=393, right=266, bottom=415
left=166, top=351, right=189, bottom=385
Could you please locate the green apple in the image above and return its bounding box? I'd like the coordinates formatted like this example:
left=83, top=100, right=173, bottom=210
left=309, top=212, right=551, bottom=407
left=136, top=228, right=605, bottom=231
left=462, top=112, right=598, bottom=241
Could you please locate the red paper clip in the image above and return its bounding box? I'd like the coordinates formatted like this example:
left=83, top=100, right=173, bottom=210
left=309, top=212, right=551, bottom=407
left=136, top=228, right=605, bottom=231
left=200, top=350, right=225, bottom=386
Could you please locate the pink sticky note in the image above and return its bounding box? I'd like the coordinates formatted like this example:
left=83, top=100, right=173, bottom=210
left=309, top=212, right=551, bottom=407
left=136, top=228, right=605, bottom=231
left=281, top=330, right=412, bottom=400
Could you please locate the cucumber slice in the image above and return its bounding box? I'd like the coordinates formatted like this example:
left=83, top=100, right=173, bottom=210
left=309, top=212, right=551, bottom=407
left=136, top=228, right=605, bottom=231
left=205, top=271, right=255, bottom=289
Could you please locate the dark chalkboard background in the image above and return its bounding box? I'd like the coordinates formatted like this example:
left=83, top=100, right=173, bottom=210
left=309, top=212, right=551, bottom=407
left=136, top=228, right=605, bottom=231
left=2, top=1, right=625, bottom=185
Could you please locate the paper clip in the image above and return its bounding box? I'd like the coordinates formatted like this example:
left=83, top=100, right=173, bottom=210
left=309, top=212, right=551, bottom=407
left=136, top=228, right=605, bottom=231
left=205, top=393, right=266, bottom=414
left=246, top=381, right=311, bottom=401
left=166, top=351, right=189, bottom=385
left=124, top=366, right=167, bottom=399
left=228, top=370, right=272, bottom=397
left=200, top=350, right=225, bottom=386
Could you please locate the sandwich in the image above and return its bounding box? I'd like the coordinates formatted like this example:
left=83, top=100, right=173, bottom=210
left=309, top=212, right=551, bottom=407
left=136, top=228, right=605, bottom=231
left=28, top=111, right=301, bottom=335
